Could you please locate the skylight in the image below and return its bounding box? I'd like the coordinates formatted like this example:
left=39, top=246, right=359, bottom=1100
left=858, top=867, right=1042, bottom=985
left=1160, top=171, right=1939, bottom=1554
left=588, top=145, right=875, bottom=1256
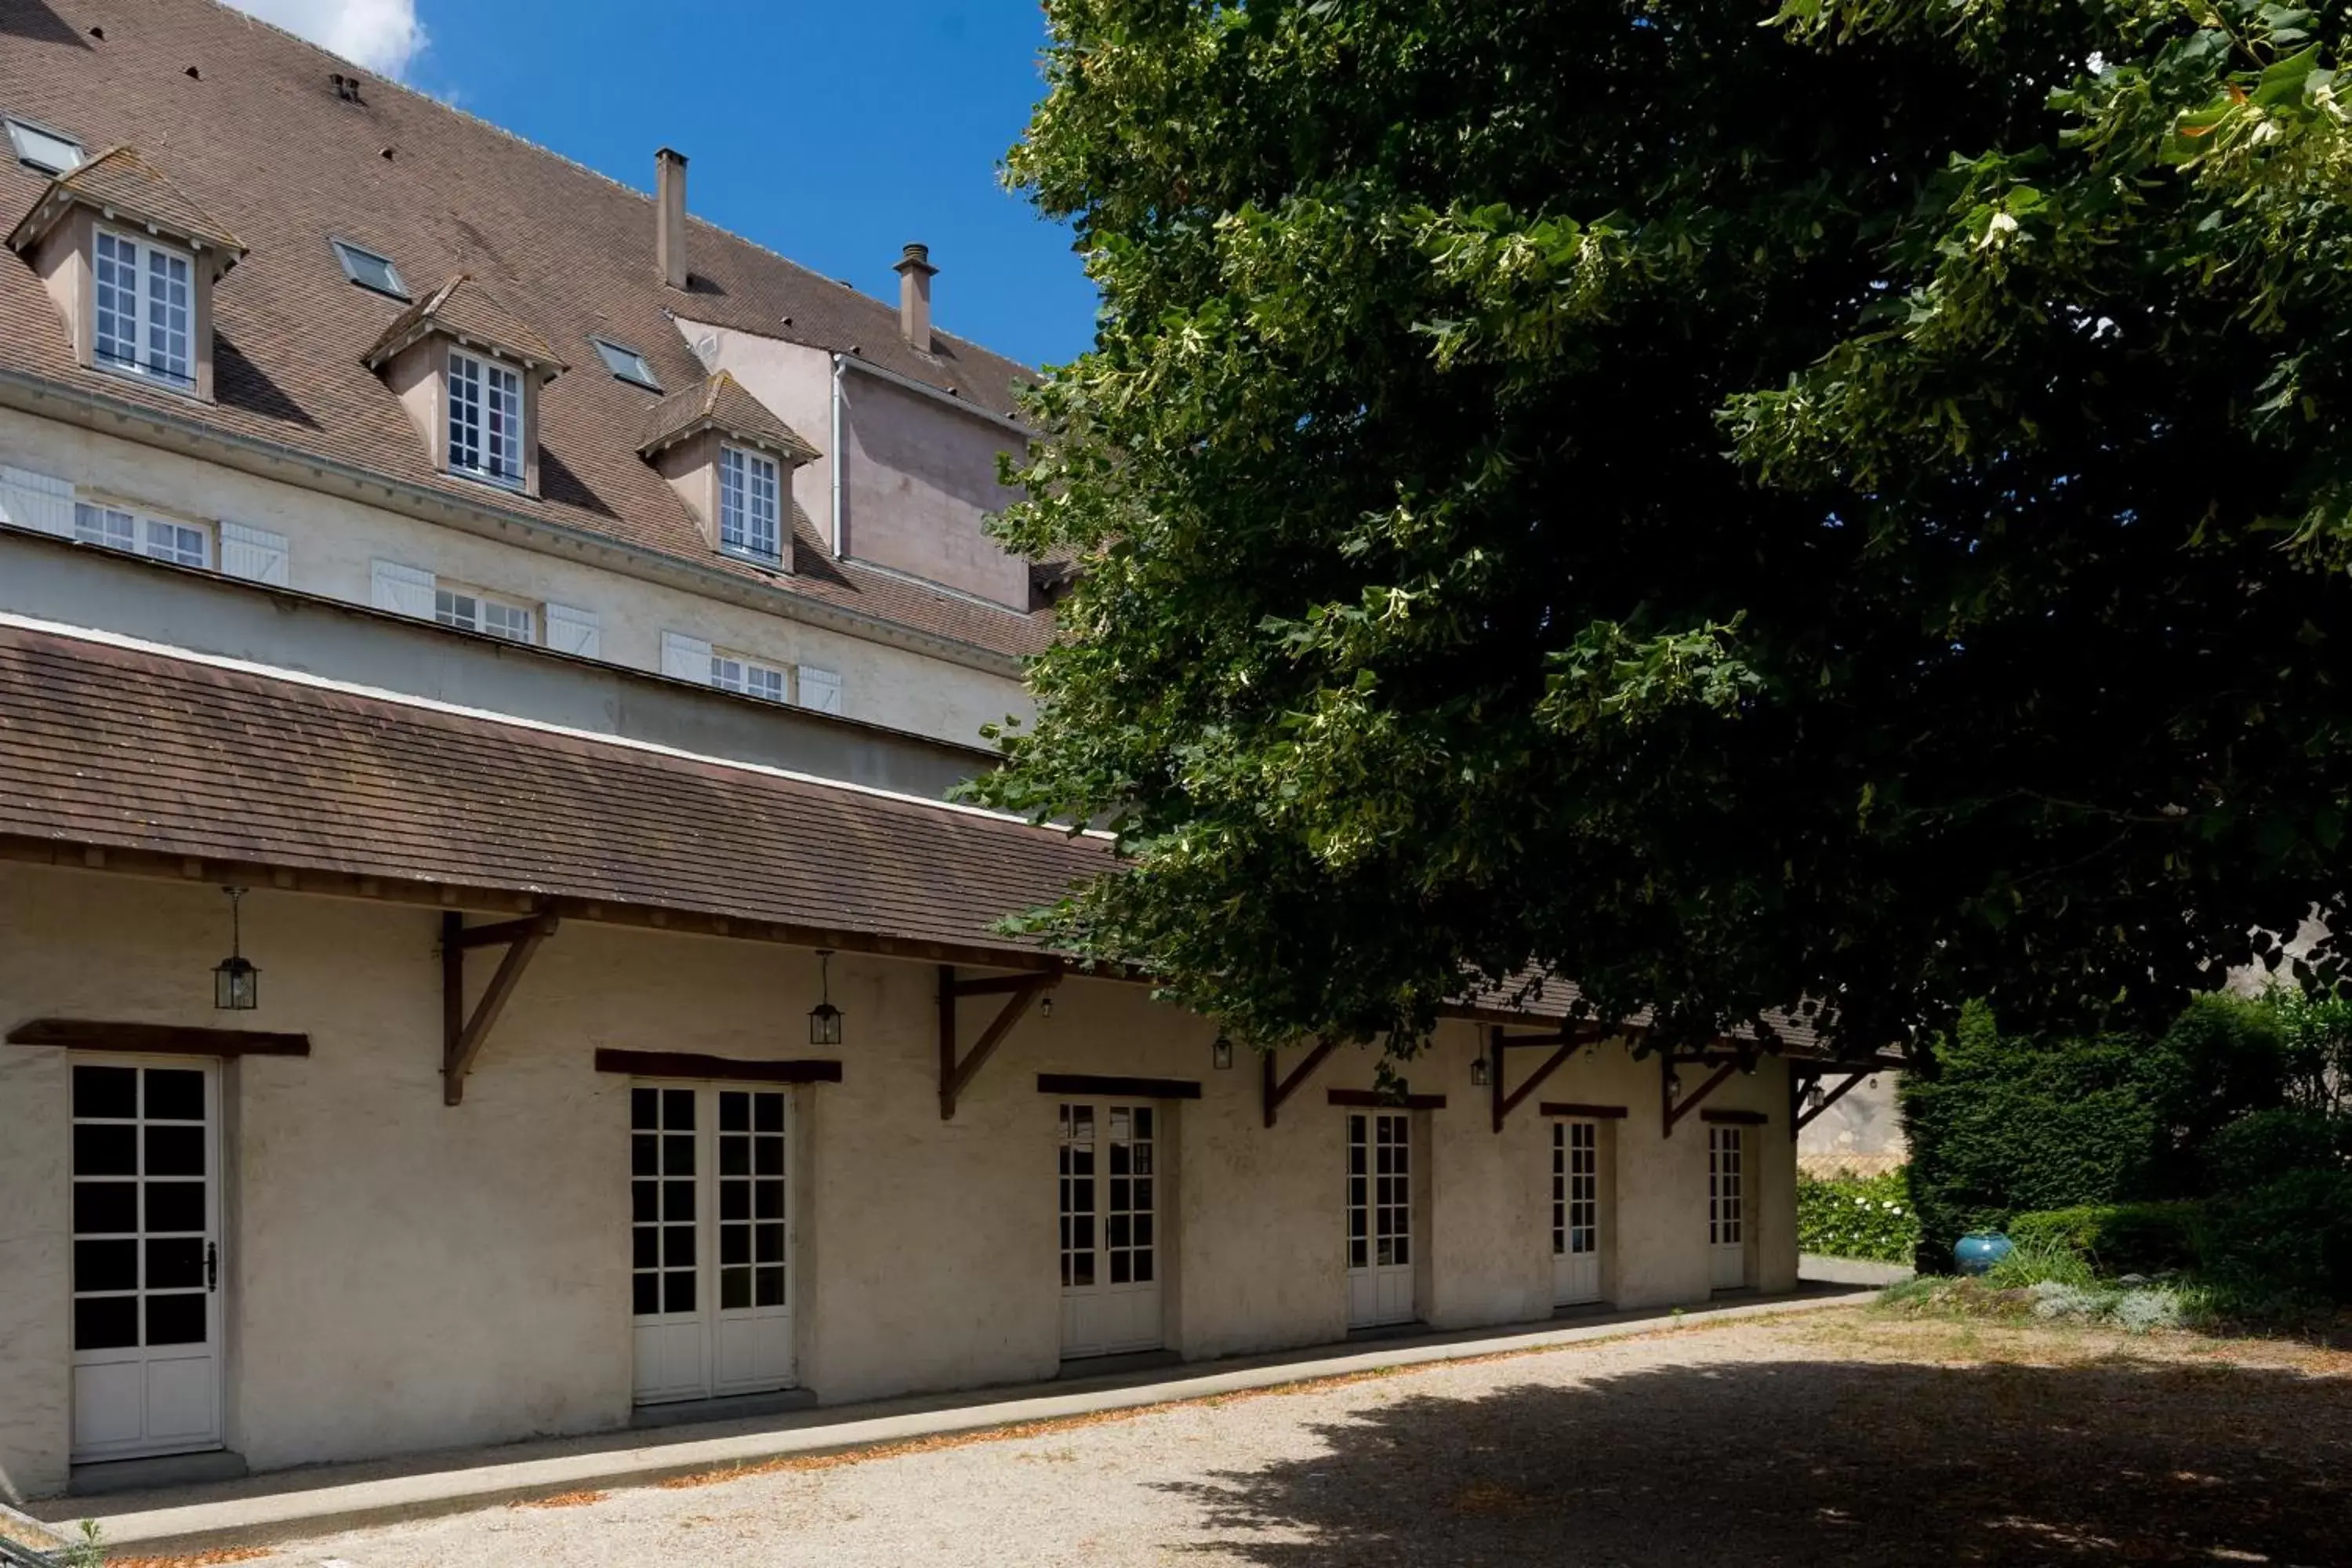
left=5, top=117, right=82, bottom=176
left=332, top=238, right=409, bottom=300
left=591, top=336, right=662, bottom=391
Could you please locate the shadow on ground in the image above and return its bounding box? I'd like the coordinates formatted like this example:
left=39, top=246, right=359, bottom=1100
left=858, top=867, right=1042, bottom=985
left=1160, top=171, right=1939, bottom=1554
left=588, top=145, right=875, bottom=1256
left=1160, top=1354, right=2348, bottom=1566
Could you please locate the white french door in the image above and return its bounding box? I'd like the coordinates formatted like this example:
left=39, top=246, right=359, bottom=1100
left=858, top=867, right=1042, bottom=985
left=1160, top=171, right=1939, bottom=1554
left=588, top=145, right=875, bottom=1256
left=1708, top=1126, right=1749, bottom=1290
left=1552, top=1120, right=1603, bottom=1306
left=1058, top=1102, right=1163, bottom=1358
left=630, top=1083, right=794, bottom=1404
left=1345, top=1112, right=1415, bottom=1327
left=71, top=1058, right=223, bottom=1461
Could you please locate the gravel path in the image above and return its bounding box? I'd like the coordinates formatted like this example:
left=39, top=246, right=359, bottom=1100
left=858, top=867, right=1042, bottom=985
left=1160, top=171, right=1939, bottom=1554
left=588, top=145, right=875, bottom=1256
left=169, top=1310, right=2350, bottom=1568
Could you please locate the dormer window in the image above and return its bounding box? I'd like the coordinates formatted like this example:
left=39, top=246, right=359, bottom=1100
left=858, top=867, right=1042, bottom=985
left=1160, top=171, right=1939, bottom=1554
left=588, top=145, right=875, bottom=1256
left=719, top=445, right=781, bottom=562
left=361, top=274, right=564, bottom=499
left=448, top=350, right=526, bottom=488
left=5, top=146, right=245, bottom=403
left=637, top=371, right=818, bottom=571
left=93, top=229, right=194, bottom=388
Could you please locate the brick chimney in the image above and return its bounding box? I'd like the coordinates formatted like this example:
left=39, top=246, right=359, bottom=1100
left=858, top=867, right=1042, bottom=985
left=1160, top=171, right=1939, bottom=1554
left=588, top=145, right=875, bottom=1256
left=656, top=148, right=688, bottom=291
left=894, top=242, right=937, bottom=352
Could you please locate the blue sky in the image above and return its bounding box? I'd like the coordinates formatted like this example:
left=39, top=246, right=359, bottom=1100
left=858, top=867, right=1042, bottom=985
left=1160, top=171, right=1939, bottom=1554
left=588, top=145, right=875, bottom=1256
left=234, top=1, right=1098, bottom=370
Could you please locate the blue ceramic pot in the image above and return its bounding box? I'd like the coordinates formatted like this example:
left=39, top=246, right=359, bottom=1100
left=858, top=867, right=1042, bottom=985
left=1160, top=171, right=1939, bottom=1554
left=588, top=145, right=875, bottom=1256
left=1954, top=1232, right=2013, bottom=1276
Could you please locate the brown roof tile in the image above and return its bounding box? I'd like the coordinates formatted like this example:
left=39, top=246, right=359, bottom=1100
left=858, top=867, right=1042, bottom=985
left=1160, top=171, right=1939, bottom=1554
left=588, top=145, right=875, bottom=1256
left=0, top=621, right=1101, bottom=957
left=0, top=0, right=1052, bottom=660
left=6, top=143, right=245, bottom=258
left=362, top=273, right=565, bottom=376
left=640, top=371, right=819, bottom=466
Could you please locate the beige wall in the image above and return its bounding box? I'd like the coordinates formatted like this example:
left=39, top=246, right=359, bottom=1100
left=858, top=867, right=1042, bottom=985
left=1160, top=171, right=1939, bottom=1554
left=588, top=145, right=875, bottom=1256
left=0, top=406, right=1029, bottom=748
left=0, top=862, right=1795, bottom=1497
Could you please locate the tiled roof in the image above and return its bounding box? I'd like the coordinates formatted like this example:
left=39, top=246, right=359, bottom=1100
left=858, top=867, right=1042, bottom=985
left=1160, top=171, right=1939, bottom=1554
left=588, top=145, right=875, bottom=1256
left=640, top=371, right=819, bottom=466
left=6, top=143, right=244, bottom=257
left=0, top=0, right=1051, bottom=660
left=362, top=273, right=566, bottom=376
left=0, top=621, right=1102, bottom=961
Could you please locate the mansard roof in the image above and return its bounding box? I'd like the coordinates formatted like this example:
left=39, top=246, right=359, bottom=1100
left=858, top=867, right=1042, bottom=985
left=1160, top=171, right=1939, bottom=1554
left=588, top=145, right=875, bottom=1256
left=0, top=0, right=1048, bottom=661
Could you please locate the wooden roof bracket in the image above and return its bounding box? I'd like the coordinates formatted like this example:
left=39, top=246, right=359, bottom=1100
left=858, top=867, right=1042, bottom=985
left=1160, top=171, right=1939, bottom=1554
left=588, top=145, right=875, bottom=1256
left=1262, top=1035, right=1341, bottom=1129
left=1661, top=1054, right=1738, bottom=1138
left=1487, top=1023, right=1599, bottom=1133
left=938, top=964, right=1060, bottom=1120
left=442, top=909, right=558, bottom=1105
left=1793, top=1067, right=1870, bottom=1134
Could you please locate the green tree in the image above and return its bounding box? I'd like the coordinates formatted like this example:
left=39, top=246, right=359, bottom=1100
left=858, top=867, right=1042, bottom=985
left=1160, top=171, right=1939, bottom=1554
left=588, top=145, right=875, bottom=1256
left=984, top=0, right=2352, bottom=1056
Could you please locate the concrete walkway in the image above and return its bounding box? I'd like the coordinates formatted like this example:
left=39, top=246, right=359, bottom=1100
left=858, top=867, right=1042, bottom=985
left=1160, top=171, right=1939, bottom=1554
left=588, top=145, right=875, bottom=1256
left=34, top=1283, right=1879, bottom=1555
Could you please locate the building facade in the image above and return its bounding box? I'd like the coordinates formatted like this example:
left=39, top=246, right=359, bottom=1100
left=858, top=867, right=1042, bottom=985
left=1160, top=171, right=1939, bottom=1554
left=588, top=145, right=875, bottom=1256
left=0, top=0, right=1836, bottom=1502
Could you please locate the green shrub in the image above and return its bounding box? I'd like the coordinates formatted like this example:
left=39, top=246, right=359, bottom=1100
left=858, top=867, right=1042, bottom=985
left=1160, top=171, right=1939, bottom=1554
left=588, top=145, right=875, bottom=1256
left=1983, top=1236, right=2097, bottom=1290
left=2006, top=1201, right=2204, bottom=1276
left=2201, top=1169, right=2352, bottom=1302
left=2201, top=1108, right=2348, bottom=1192
left=1796, top=1169, right=1918, bottom=1264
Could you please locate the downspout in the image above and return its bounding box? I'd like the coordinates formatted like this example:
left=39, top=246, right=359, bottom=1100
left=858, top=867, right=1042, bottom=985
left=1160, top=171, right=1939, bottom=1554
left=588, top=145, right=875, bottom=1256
left=829, top=352, right=845, bottom=557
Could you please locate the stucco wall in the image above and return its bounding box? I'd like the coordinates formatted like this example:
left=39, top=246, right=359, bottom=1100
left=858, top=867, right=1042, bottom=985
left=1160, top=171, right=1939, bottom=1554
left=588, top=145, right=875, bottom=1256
left=0, top=405, right=1029, bottom=748
left=0, top=863, right=1795, bottom=1494
left=676, top=318, right=1033, bottom=612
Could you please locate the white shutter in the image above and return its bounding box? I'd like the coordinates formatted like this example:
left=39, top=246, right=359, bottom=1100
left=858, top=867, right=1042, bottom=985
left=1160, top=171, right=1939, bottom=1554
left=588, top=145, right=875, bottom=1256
left=0, top=465, right=74, bottom=537
left=218, top=521, right=290, bottom=586
left=370, top=558, right=437, bottom=619
left=797, top=665, right=843, bottom=715
left=661, top=630, right=714, bottom=683
left=545, top=602, right=601, bottom=659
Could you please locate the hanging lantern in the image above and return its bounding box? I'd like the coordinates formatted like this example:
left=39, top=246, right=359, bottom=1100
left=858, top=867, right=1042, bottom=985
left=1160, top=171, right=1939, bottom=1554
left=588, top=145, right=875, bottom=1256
left=808, top=949, right=842, bottom=1046
left=1803, top=1079, right=1828, bottom=1114
left=1210, top=1035, right=1234, bottom=1071
left=213, top=886, right=258, bottom=1011
left=1664, top=1065, right=1683, bottom=1100
left=1470, top=1054, right=1490, bottom=1087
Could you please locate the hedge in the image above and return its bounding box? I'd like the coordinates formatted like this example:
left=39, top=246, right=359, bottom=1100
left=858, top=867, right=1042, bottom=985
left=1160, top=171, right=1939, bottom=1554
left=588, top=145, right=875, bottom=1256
left=1796, top=1169, right=1919, bottom=1265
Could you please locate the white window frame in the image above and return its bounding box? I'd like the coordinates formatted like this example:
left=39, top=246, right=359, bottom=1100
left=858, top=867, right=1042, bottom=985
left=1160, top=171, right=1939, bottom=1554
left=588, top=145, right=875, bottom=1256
left=93, top=227, right=195, bottom=390
left=433, top=583, right=536, bottom=644
left=447, top=350, right=526, bottom=488
left=590, top=336, right=661, bottom=390
left=74, top=501, right=210, bottom=568
left=718, top=445, right=781, bottom=563
left=711, top=651, right=788, bottom=703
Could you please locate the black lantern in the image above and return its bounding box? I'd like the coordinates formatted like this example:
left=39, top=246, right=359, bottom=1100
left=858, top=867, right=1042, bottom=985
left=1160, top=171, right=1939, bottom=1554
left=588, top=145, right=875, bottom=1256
left=213, top=886, right=258, bottom=1011
left=1470, top=1054, right=1490, bottom=1087
left=808, top=949, right=842, bottom=1046
left=1211, top=1034, right=1234, bottom=1071
left=1802, top=1079, right=1827, bottom=1115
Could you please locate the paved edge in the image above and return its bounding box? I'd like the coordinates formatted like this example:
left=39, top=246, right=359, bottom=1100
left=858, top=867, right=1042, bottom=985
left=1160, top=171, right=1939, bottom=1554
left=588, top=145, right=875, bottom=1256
left=71, top=1288, right=1875, bottom=1553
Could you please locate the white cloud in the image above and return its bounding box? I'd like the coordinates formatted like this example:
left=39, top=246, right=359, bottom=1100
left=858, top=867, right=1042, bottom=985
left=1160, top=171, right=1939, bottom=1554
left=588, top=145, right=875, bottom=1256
left=225, top=0, right=426, bottom=80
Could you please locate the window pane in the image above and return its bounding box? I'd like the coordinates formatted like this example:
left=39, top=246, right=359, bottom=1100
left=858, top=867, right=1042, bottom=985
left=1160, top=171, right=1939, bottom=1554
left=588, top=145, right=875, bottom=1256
left=146, top=1291, right=207, bottom=1347
left=144, top=1069, right=204, bottom=1121
left=145, top=1125, right=205, bottom=1178
left=146, top=1236, right=205, bottom=1290
left=74, top=1065, right=137, bottom=1120
left=73, top=1124, right=136, bottom=1177
left=74, top=1239, right=138, bottom=1293
left=74, top=1182, right=137, bottom=1235
left=7, top=118, right=82, bottom=175
left=144, top=1182, right=204, bottom=1232
left=74, top=1295, right=139, bottom=1352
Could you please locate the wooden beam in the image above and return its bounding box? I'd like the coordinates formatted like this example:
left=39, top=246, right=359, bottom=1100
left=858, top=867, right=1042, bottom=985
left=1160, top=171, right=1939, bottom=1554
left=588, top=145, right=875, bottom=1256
left=1662, top=1058, right=1737, bottom=1137
left=1537, top=1102, right=1628, bottom=1120
left=5, top=1018, right=311, bottom=1057
left=1036, top=1073, right=1202, bottom=1100
left=1700, top=1108, right=1769, bottom=1126
left=593, top=1049, right=843, bottom=1084
left=442, top=910, right=557, bottom=1105
left=1794, top=1069, right=1869, bottom=1134
left=1489, top=1024, right=1591, bottom=1133
left=938, top=966, right=1058, bottom=1120
left=1327, top=1087, right=1447, bottom=1110
left=1261, top=1035, right=1341, bottom=1129
left=453, top=912, right=560, bottom=949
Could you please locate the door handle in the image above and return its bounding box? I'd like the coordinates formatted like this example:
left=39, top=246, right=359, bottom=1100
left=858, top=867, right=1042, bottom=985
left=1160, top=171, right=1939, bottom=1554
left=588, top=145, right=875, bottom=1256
left=206, top=1241, right=219, bottom=1292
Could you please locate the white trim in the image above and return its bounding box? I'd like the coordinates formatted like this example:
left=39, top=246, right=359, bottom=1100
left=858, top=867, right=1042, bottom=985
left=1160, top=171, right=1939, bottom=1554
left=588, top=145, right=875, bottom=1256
left=0, top=611, right=1098, bottom=833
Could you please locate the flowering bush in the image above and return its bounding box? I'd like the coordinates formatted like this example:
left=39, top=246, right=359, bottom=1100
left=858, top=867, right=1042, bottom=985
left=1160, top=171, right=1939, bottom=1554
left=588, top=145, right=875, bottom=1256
left=1797, top=1168, right=1920, bottom=1264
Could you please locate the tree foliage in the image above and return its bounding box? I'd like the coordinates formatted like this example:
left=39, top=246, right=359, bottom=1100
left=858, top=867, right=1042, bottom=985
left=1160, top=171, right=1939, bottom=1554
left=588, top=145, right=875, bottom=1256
left=985, top=0, right=2352, bottom=1055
